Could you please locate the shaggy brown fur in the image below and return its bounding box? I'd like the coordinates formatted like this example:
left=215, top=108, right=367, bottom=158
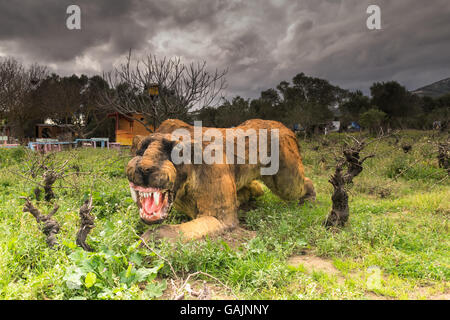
left=127, top=119, right=315, bottom=242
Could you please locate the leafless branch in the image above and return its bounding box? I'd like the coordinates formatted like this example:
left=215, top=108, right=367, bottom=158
left=76, top=195, right=95, bottom=251
left=101, top=50, right=227, bottom=130
left=20, top=197, right=60, bottom=248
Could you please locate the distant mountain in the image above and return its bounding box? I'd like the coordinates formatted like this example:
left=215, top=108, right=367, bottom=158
left=412, top=78, right=450, bottom=98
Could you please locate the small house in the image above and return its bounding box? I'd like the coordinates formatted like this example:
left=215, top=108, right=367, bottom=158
left=107, top=113, right=153, bottom=146
left=35, top=124, right=73, bottom=140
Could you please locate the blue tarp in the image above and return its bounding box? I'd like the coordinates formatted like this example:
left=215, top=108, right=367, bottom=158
left=350, top=122, right=361, bottom=129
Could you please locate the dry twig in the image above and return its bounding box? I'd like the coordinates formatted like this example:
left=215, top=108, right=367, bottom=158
left=325, top=136, right=375, bottom=227
left=76, top=196, right=95, bottom=251
left=20, top=197, right=60, bottom=248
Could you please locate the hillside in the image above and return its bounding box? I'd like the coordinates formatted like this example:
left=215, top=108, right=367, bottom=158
left=412, top=77, right=450, bottom=98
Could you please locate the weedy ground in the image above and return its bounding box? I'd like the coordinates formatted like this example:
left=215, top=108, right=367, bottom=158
left=0, top=130, right=448, bottom=300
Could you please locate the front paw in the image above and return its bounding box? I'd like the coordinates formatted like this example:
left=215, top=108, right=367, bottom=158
left=140, top=225, right=180, bottom=246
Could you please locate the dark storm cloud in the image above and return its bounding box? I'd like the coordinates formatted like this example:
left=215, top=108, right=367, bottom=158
left=0, top=0, right=159, bottom=62
left=0, top=0, right=449, bottom=97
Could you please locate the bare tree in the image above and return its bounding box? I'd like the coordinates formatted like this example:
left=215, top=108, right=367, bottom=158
left=0, top=57, right=47, bottom=139
left=20, top=197, right=61, bottom=248
left=35, top=74, right=111, bottom=139
left=437, top=139, right=449, bottom=173
left=102, top=51, right=227, bottom=131
left=76, top=196, right=95, bottom=252
left=325, top=136, right=375, bottom=227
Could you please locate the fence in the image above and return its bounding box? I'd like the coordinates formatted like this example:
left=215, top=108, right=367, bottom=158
left=25, top=138, right=121, bottom=153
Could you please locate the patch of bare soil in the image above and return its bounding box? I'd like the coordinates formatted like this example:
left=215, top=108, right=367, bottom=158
left=287, top=252, right=351, bottom=289
left=287, top=252, right=448, bottom=300
left=427, top=292, right=450, bottom=300
left=413, top=286, right=450, bottom=300
left=159, top=279, right=235, bottom=300
left=287, top=253, right=394, bottom=299
left=288, top=254, right=340, bottom=276
left=218, top=226, right=257, bottom=249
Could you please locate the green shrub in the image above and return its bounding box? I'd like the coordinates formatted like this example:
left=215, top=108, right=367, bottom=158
left=62, top=242, right=166, bottom=300
left=0, top=147, right=27, bottom=167
left=359, top=109, right=387, bottom=134
left=386, top=155, right=447, bottom=181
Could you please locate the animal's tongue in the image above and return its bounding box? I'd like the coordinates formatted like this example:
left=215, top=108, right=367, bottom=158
left=143, top=196, right=156, bottom=214
left=141, top=193, right=164, bottom=216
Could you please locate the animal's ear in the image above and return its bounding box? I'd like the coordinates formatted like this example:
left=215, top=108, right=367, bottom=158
left=161, top=135, right=179, bottom=155
left=131, top=135, right=146, bottom=156
left=166, top=136, right=202, bottom=164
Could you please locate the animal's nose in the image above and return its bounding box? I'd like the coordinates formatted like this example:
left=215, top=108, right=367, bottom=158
left=137, top=165, right=155, bottom=177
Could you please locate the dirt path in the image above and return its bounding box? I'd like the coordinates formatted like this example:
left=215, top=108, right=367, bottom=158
left=288, top=254, right=341, bottom=276
left=287, top=252, right=449, bottom=300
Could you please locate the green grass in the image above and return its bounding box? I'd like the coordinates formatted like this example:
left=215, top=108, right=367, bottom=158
left=0, top=130, right=448, bottom=300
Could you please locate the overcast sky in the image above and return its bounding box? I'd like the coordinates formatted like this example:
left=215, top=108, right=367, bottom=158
left=0, top=0, right=449, bottom=98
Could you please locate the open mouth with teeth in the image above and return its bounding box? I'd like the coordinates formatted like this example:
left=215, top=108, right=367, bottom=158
left=129, top=182, right=173, bottom=224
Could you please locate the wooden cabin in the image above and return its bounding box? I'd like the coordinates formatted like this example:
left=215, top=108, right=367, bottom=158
left=108, top=113, right=153, bottom=146
left=35, top=124, right=73, bottom=140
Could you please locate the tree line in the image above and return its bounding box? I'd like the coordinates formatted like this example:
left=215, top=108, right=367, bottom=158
left=0, top=53, right=226, bottom=141
left=197, top=75, right=449, bottom=134
left=1, top=54, right=448, bottom=143
left=0, top=58, right=113, bottom=140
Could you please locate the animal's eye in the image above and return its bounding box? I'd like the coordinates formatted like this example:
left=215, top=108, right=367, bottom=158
left=162, top=139, right=176, bottom=154
left=138, top=165, right=154, bottom=175
left=137, top=138, right=153, bottom=156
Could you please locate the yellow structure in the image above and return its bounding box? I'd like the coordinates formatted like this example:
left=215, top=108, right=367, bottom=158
left=108, top=113, right=153, bottom=146
left=148, top=85, right=159, bottom=97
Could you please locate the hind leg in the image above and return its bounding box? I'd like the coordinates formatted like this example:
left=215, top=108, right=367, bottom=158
left=262, top=171, right=314, bottom=202
left=299, top=177, right=316, bottom=204
left=261, top=136, right=315, bottom=203
left=237, top=180, right=265, bottom=206
left=263, top=172, right=315, bottom=204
